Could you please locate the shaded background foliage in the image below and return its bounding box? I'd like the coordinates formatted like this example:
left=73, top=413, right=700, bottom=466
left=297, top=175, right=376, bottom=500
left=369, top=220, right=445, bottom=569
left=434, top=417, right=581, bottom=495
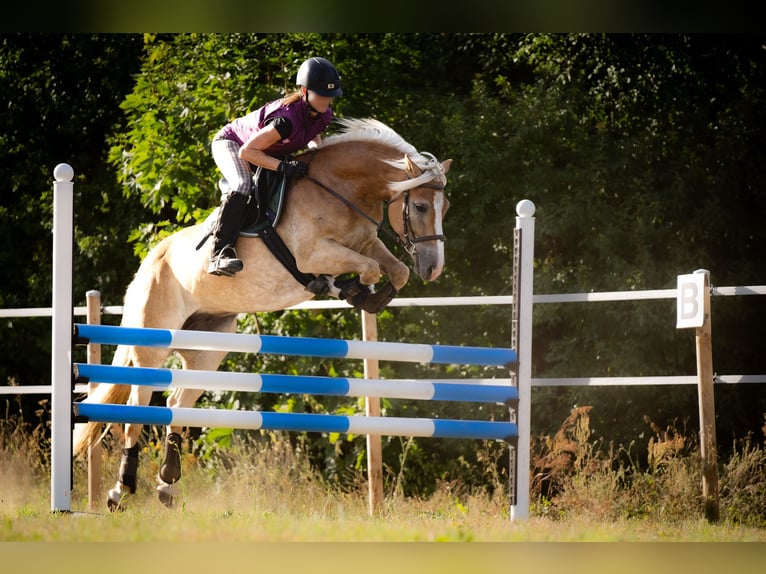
left=2, top=33, right=765, bottom=496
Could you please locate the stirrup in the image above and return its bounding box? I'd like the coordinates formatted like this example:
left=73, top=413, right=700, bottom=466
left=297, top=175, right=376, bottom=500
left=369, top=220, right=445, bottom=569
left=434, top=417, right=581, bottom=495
left=208, top=246, right=243, bottom=277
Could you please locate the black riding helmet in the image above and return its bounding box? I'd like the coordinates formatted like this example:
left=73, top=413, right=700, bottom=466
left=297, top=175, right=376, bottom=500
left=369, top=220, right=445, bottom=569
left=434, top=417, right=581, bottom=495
left=296, top=57, right=343, bottom=97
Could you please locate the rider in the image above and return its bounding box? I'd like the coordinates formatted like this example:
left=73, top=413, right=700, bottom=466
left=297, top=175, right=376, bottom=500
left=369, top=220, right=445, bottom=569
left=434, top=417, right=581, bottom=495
left=207, top=56, right=343, bottom=276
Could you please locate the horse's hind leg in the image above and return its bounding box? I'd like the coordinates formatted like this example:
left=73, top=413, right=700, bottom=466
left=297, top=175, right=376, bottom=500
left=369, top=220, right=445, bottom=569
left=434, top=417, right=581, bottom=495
left=155, top=312, right=237, bottom=508
left=154, top=385, right=208, bottom=508
left=107, top=357, right=164, bottom=511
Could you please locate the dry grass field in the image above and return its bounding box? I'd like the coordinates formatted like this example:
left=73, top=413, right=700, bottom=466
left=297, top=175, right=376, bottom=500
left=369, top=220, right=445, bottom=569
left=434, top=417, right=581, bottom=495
left=2, top=413, right=765, bottom=574
left=2, top=412, right=765, bottom=543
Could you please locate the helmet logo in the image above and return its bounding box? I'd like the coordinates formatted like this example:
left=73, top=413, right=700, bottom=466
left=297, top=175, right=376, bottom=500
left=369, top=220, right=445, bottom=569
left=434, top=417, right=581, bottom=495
left=327, top=83, right=336, bottom=89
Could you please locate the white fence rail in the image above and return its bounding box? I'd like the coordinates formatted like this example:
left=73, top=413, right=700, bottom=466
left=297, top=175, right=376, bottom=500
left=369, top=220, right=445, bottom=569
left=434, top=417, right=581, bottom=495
left=3, top=286, right=766, bottom=396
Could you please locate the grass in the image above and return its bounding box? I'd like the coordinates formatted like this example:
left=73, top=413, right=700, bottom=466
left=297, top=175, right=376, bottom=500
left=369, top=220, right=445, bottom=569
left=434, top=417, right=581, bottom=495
left=1, top=409, right=766, bottom=543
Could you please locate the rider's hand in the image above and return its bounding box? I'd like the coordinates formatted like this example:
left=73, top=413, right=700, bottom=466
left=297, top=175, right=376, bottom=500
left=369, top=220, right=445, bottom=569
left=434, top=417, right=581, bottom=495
left=278, top=160, right=309, bottom=179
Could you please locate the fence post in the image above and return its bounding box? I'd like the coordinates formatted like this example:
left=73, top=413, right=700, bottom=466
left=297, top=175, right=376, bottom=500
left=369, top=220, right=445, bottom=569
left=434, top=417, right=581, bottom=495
left=695, top=269, right=720, bottom=522
left=85, top=290, right=103, bottom=512
left=362, top=310, right=384, bottom=515
left=51, top=163, right=74, bottom=512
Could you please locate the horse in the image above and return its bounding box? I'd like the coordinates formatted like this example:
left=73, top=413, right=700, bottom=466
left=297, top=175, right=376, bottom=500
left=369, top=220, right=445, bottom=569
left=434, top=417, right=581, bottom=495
left=72, top=117, right=452, bottom=510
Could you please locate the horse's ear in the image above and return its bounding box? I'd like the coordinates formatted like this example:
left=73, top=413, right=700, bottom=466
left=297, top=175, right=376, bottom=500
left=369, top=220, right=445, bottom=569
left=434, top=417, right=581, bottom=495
left=441, top=159, right=452, bottom=174
left=404, top=154, right=420, bottom=177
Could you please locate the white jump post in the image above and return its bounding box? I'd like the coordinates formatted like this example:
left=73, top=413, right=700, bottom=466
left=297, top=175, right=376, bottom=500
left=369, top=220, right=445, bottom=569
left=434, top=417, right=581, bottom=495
left=511, top=199, right=535, bottom=521
left=51, top=163, right=74, bottom=512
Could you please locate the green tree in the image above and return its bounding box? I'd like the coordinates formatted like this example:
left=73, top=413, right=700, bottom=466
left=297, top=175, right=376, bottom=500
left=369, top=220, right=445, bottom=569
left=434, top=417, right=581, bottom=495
left=460, top=33, right=766, bottom=449
left=0, top=34, right=145, bottom=420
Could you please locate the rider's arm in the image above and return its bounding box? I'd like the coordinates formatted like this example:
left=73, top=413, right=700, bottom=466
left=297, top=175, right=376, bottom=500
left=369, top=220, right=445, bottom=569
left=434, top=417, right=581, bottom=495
left=238, top=124, right=283, bottom=171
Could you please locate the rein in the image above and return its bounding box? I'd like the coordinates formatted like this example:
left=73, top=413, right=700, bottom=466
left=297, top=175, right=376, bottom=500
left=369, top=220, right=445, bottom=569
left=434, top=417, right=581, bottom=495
left=305, top=174, right=446, bottom=257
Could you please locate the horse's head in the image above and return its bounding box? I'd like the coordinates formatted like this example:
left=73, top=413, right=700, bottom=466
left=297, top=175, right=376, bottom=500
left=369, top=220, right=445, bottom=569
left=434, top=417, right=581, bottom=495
left=387, top=153, right=452, bottom=282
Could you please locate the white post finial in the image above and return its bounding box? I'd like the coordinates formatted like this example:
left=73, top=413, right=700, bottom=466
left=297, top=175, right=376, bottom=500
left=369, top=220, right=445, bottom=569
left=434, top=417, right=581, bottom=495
left=54, top=163, right=74, bottom=182
left=516, top=199, right=536, bottom=218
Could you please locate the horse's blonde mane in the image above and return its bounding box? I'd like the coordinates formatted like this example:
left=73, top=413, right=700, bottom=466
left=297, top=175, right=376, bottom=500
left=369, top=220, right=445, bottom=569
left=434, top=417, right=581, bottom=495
left=322, top=118, right=418, bottom=156
left=321, top=118, right=446, bottom=192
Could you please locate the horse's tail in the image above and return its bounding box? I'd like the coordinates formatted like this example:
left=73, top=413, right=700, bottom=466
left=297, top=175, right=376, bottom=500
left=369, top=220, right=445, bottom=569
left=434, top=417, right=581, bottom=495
left=72, top=345, right=133, bottom=458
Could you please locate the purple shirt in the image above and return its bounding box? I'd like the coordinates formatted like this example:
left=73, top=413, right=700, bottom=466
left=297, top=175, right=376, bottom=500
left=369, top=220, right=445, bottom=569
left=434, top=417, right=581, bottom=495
left=217, top=96, right=333, bottom=158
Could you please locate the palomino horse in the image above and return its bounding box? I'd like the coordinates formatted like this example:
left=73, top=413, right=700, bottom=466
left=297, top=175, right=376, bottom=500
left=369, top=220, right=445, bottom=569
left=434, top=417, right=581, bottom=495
left=72, top=118, right=452, bottom=510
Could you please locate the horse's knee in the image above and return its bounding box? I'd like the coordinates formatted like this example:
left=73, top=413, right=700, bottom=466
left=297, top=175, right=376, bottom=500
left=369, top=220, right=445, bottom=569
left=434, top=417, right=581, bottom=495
left=159, top=432, right=183, bottom=484
left=358, top=262, right=381, bottom=286
left=118, top=443, right=140, bottom=494
left=389, top=261, right=410, bottom=290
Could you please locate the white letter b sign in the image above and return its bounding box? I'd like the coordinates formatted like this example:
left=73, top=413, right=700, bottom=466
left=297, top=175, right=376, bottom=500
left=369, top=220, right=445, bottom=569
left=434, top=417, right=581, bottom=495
left=676, top=273, right=705, bottom=329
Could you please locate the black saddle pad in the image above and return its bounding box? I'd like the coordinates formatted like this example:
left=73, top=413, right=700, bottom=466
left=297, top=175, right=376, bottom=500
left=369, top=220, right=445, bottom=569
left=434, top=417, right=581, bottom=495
left=241, top=167, right=288, bottom=237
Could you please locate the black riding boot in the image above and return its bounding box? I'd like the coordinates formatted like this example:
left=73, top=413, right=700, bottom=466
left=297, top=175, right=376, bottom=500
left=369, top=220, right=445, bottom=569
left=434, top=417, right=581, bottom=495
left=208, top=193, right=250, bottom=277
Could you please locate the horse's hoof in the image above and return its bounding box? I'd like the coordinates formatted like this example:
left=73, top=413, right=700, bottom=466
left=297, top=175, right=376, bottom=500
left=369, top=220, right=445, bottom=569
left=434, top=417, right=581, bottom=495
left=107, top=487, right=127, bottom=512
left=157, top=483, right=175, bottom=508
left=361, top=283, right=398, bottom=314
left=305, top=275, right=330, bottom=296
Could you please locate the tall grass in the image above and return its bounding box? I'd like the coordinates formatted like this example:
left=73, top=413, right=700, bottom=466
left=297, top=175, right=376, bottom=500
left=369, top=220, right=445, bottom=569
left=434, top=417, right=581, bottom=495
left=1, top=406, right=765, bottom=541
left=529, top=406, right=766, bottom=529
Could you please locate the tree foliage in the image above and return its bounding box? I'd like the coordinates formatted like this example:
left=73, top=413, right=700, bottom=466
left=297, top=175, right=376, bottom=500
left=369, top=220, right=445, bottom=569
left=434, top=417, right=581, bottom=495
left=0, top=34, right=145, bottom=421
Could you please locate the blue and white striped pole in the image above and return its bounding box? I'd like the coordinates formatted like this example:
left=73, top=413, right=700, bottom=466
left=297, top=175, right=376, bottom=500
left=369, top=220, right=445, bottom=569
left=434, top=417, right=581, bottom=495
left=75, top=323, right=517, bottom=367
left=74, top=363, right=518, bottom=405
left=74, top=403, right=518, bottom=442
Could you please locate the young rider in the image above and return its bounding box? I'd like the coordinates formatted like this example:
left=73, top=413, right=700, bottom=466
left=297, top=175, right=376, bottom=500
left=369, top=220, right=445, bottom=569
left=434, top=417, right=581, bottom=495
left=207, top=56, right=343, bottom=276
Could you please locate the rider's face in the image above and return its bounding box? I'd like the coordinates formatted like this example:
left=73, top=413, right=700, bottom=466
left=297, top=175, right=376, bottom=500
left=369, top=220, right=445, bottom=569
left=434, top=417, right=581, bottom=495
left=306, top=89, right=334, bottom=114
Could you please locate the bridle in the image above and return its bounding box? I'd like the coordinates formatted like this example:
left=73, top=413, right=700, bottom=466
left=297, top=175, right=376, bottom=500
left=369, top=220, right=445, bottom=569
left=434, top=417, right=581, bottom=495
left=386, top=181, right=446, bottom=256
left=305, top=173, right=446, bottom=258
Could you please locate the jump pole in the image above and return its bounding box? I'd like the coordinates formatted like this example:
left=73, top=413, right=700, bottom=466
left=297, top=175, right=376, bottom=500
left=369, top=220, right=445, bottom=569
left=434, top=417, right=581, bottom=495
left=51, top=163, right=74, bottom=512
left=511, top=199, right=535, bottom=521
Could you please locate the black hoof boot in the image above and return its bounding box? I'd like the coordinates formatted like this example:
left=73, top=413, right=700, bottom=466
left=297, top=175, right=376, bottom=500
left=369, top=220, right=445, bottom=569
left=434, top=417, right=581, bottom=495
left=159, top=432, right=183, bottom=484
left=360, top=283, right=398, bottom=314
left=347, top=282, right=398, bottom=314
left=107, top=443, right=140, bottom=511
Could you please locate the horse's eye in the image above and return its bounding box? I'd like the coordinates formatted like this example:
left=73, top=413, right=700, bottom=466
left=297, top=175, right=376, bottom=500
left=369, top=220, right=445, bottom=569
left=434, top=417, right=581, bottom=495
left=414, top=202, right=428, bottom=214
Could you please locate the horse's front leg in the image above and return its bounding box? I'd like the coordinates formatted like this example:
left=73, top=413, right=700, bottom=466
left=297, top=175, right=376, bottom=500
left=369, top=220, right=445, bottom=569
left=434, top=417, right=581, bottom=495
left=297, top=237, right=409, bottom=313
left=155, top=387, right=205, bottom=508
left=346, top=238, right=411, bottom=313
left=107, top=385, right=152, bottom=511
left=297, top=238, right=384, bottom=288
left=364, top=237, right=410, bottom=290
